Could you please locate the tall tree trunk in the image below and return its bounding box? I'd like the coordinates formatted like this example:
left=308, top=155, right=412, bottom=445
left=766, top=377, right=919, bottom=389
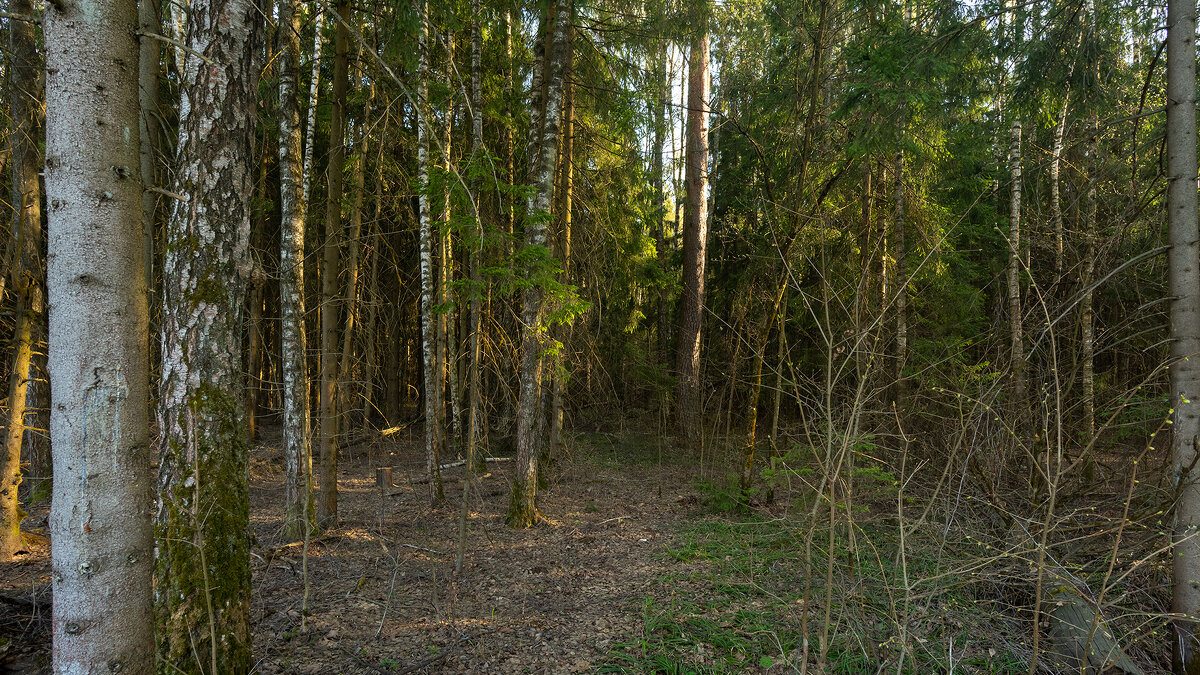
left=653, top=40, right=668, bottom=367
left=1007, top=121, right=1024, bottom=421
left=893, top=151, right=907, bottom=407
left=549, top=55, right=575, bottom=461
left=339, top=76, right=374, bottom=438
left=318, top=0, right=350, bottom=526
left=247, top=162, right=268, bottom=442
left=1166, top=0, right=1200, bottom=665
left=508, top=0, right=572, bottom=527
left=302, top=7, right=324, bottom=205
left=0, top=0, right=42, bottom=558
left=1050, top=97, right=1069, bottom=281
left=440, top=44, right=459, bottom=458
left=45, top=0, right=155, bottom=666
left=675, top=2, right=710, bottom=449
left=1080, top=117, right=1098, bottom=442
left=279, top=0, right=315, bottom=542
left=416, top=0, right=443, bottom=500
left=153, top=0, right=261, bottom=668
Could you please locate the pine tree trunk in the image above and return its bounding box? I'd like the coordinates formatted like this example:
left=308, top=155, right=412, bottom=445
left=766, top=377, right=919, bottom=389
left=1007, top=121, right=1024, bottom=421
left=339, top=78, right=374, bottom=438
left=675, top=5, right=710, bottom=449
left=0, top=0, right=42, bottom=558
left=1166, top=0, right=1200, bottom=665
left=279, top=0, right=315, bottom=542
left=318, top=0, right=350, bottom=526
left=508, top=0, right=572, bottom=527
left=45, top=0, right=155, bottom=666
left=139, top=0, right=162, bottom=301
left=247, top=165, right=268, bottom=442
left=153, top=0, right=261, bottom=668
left=416, top=0, right=444, bottom=500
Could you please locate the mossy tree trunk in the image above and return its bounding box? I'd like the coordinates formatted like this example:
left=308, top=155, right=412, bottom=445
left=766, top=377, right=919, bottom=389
left=154, top=0, right=261, bottom=668
left=44, top=0, right=155, bottom=666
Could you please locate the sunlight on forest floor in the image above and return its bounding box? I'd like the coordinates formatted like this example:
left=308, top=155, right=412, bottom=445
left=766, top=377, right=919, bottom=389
left=0, top=423, right=1175, bottom=673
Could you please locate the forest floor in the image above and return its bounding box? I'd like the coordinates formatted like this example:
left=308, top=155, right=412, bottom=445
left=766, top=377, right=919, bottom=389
left=0, top=422, right=1171, bottom=674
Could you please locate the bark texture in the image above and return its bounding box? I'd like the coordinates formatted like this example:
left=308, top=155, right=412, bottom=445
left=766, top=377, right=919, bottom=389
left=318, top=0, right=351, bottom=526
left=0, top=0, right=42, bottom=559
left=1167, top=0, right=1200, bottom=667
left=508, top=0, right=572, bottom=527
left=153, top=0, right=260, bottom=668
left=279, top=0, right=315, bottom=541
left=44, top=0, right=155, bottom=667
left=416, top=0, right=444, bottom=501
left=675, top=8, right=710, bottom=448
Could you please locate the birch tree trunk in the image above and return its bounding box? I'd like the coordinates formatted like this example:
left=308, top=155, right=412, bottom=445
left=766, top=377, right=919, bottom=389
left=318, top=0, right=350, bottom=526
left=1166, top=0, right=1200, bottom=665
left=675, top=2, right=710, bottom=449
left=302, top=8, right=324, bottom=205
left=153, top=0, right=260, bottom=667
left=1007, top=121, right=1024, bottom=421
left=279, top=0, right=315, bottom=542
left=0, top=0, right=42, bottom=558
left=416, top=0, right=444, bottom=500
left=508, top=0, right=572, bottom=527
left=653, top=41, right=668, bottom=367
left=44, top=0, right=155, bottom=668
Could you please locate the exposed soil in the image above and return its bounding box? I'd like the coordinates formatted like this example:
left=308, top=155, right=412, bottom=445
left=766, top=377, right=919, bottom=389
left=0, top=426, right=703, bottom=674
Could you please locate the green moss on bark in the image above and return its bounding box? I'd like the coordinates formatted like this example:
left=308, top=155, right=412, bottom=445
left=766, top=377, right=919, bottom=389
left=156, top=383, right=252, bottom=674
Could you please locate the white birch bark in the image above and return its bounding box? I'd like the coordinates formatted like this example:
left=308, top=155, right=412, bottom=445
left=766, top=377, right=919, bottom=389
left=508, top=0, right=572, bottom=527
left=301, top=7, right=324, bottom=206
left=153, top=0, right=260, bottom=667
left=416, top=0, right=443, bottom=500
left=279, top=0, right=315, bottom=541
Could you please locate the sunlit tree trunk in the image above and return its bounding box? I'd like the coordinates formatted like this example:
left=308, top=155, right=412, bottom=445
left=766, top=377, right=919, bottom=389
left=1166, top=0, right=1200, bottom=666
left=153, top=0, right=261, bottom=667
left=508, top=0, right=572, bottom=527
left=318, top=0, right=350, bottom=526
left=675, top=1, right=710, bottom=449
left=44, top=0, right=155, bottom=666
left=549, top=54, right=575, bottom=460
left=653, top=41, right=668, bottom=366
left=0, top=0, right=42, bottom=558
left=279, top=0, right=315, bottom=541
left=416, top=0, right=443, bottom=500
